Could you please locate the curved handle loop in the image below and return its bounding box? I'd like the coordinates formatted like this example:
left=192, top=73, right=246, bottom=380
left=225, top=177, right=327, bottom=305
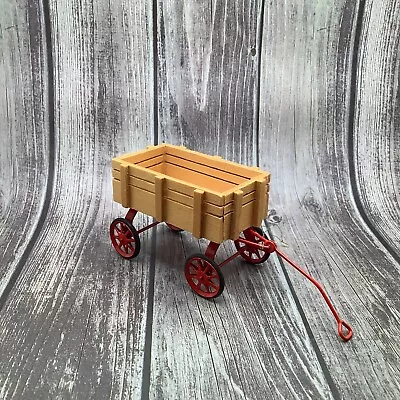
left=338, top=320, right=353, bottom=342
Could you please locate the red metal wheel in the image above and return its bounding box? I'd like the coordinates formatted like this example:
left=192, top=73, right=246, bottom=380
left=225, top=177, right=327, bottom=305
left=184, top=254, right=224, bottom=299
left=166, top=223, right=183, bottom=232
left=234, top=227, right=270, bottom=264
left=110, top=218, right=141, bottom=259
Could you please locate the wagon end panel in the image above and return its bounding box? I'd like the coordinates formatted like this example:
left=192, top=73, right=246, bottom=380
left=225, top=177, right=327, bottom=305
left=112, top=157, right=158, bottom=216
left=112, top=160, right=131, bottom=208
left=222, top=174, right=270, bottom=241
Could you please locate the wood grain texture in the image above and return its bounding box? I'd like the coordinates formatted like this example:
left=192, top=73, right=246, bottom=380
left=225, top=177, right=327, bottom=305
left=151, top=230, right=335, bottom=400
left=354, top=0, right=400, bottom=257
left=0, top=0, right=48, bottom=297
left=1, top=0, right=399, bottom=399
left=259, top=1, right=400, bottom=398
left=0, top=0, right=154, bottom=398
left=157, top=0, right=259, bottom=163
left=152, top=1, right=336, bottom=399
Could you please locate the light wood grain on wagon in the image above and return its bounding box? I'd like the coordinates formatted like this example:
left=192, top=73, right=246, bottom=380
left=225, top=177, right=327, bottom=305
left=0, top=0, right=399, bottom=399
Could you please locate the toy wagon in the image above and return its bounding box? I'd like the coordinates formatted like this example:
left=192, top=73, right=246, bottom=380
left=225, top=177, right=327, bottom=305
left=110, top=144, right=353, bottom=341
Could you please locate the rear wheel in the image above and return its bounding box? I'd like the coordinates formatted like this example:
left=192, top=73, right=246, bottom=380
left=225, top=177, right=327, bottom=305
left=234, top=227, right=270, bottom=264
left=110, top=218, right=141, bottom=259
left=184, top=254, right=224, bottom=299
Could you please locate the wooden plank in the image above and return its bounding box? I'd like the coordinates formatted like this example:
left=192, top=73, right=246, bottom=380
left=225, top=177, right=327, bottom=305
left=163, top=198, right=193, bottom=232
left=164, top=153, right=249, bottom=184
left=192, top=189, right=204, bottom=238
left=153, top=1, right=337, bottom=398
left=253, top=178, right=267, bottom=226
left=163, top=175, right=225, bottom=206
left=258, top=0, right=400, bottom=398
left=223, top=199, right=257, bottom=240
left=128, top=186, right=156, bottom=217
left=0, top=0, right=48, bottom=298
left=0, top=1, right=154, bottom=399
left=119, top=163, right=130, bottom=207
left=231, top=190, right=244, bottom=239
left=162, top=177, right=224, bottom=206
left=112, top=178, right=122, bottom=204
left=157, top=0, right=260, bottom=163
left=223, top=189, right=262, bottom=214
left=129, top=164, right=157, bottom=183
left=167, top=146, right=262, bottom=178
left=163, top=162, right=237, bottom=192
left=155, top=176, right=164, bottom=221
left=200, top=213, right=224, bottom=243
left=137, top=154, right=164, bottom=168
left=164, top=188, right=193, bottom=208
left=353, top=0, right=400, bottom=257
left=116, top=144, right=166, bottom=164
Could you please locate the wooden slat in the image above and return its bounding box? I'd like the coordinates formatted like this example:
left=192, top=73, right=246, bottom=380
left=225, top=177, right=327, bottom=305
left=353, top=0, right=400, bottom=257
left=0, top=1, right=154, bottom=399
left=116, top=143, right=166, bottom=164
left=128, top=186, right=156, bottom=217
left=166, top=146, right=261, bottom=178
left=136, top=154, right=164, bottom=168
left=153, top=1, right=338, bottom=398
left=119, top=163, right=130, bottom=207
left=201, top=213, right=224, bottom=243
left=155, top=176, right=164, bottom=221
left=230, top=190, right=244, bottom=240
left=162, top=163, right=237, bottom=192
left=258, top=0, right=400, bottom=398
left=223, top=199, right=257, bottom=241
left=192, top=189, right=204, bottom=238
left=163, top=198, right=193, bottom=232
left=0, top=0, right=49, bottom=298
left=164, top=153, right=247, bottom=184
left=223, top=189, right=260, bottom=214
left=253, top=178, right=267, bottom=226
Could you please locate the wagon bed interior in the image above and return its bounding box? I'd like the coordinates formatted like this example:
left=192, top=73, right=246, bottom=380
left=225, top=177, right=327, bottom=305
left=120, top=144, right=264, bottom=194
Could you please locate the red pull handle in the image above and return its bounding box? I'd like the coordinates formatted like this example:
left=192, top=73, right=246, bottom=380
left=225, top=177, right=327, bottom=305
left=248, top=229, right=354, bottom=341
left=338, top=319, right=353, bottom=341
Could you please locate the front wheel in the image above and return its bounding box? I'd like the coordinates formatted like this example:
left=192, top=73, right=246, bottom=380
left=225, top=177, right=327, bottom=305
left=110, top=218, right=141, bottom=259
left=184, top=254, right=224, bottom=299
left=234, top=227, right=270, bottom=264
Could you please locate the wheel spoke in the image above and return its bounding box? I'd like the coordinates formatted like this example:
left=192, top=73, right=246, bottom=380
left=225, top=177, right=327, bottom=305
left=206, top=280, right=219, bottom=291
left=192, top=261, right=201, bottom=272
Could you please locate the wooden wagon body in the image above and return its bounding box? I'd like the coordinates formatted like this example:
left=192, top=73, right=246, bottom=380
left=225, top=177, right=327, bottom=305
left=112, top=144, right=270, bottom=243
left=109, top=145, right=352, bottom=340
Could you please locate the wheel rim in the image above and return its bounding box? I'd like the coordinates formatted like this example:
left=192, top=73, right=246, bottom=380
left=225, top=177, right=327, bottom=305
left=110, top=219, right=138, bottom=258
left=234, top=228, right=269, bottom=264
left=185, top=256, right=222, bottom=298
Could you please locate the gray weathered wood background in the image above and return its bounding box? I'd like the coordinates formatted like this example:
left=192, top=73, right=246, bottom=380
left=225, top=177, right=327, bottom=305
left=0, top=0, right=399, bottom=399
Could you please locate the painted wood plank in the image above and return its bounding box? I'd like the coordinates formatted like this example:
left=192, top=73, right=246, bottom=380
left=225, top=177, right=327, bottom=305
left=152, top=1, right=337, bottom=398
left=0, top=0, right=154, bottom=398
left=151, top=228, right=334, bottom=400
left=157, top=0, right=260, bottom=164
left=354, top=0, right=400, bottom=258
left=258, top=1, right=400, bottom=399
left=0, top=1, right=48, bottom=298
